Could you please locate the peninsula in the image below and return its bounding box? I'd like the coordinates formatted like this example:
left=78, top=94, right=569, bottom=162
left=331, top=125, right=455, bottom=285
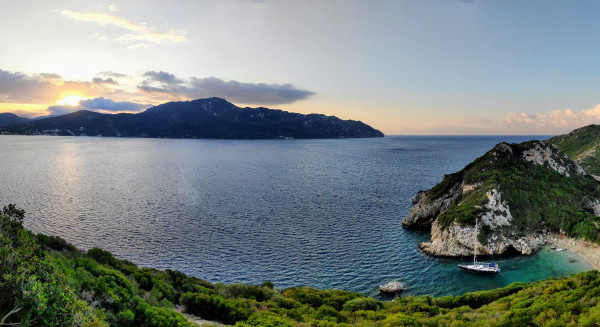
left=403, top=125, right=600, bottom=257
left=0, top=97, right=384, bottom=139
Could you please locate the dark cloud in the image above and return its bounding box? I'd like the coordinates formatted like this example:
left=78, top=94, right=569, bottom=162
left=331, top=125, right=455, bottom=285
left=143, top=71, right=183, bottom=85
left=138, top=72, right=315, bottom=105
left=46, top=97, right=150, bottom=116
left=92, top=77, right=119, bottom=85
left=98, top=71, right=128, bottom=78
left=0, top=69, right=58, bottom=102
left=0, top=69, right=107, bottom=103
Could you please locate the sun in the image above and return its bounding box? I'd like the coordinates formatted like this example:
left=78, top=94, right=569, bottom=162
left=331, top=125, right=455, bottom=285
left=56, top=95, right=87, bottom=106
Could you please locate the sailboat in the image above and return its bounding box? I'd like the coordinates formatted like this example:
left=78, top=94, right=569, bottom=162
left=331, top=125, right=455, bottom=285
left=458, top=219, right=500, bottom=274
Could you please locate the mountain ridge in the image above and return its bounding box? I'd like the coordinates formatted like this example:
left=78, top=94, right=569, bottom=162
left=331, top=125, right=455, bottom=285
left=0, top=97, right=384, bottom=139
left=0, top=112, right=31, bottom=127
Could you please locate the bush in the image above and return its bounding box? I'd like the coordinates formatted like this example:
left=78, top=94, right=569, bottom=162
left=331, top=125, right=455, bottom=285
left=87, top=248, right=118, bottom=266
left=261, top=281, right=274, bottom=289
left=134, top=269, right=154, bottom=291
left=223, top=283, right=275, bottom=302
left=115, top=309, right=135, bottom=326
left=180, top=292, right=251, bottom=324
left=342, top=297, right=382, bottom=312
left=238, top=311, right=294, bottom=327
left=37, top=234, right=76, bottom=251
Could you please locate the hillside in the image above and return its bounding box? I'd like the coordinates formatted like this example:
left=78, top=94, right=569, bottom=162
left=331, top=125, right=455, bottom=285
left=403, top=140, right=600, bottom=256
left=2, top=204, right=600, bottom=326
left=0, top=112, right=30, bottom=127
left=0, top=97, right=384, bottom=139
left=549, top=124, right=600, bottom=177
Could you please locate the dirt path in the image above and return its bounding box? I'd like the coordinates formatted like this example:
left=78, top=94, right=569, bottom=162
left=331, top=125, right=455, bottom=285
left=174, top=306, right=226, bottom=326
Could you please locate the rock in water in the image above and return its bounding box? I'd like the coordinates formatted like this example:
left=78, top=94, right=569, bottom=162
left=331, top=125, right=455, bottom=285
left=379, top=281, right=404, bottom=294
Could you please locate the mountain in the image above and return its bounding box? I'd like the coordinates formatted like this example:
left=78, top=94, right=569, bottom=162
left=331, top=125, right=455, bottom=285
left=0, top=113, right=31, bottom=127
left=403, top=138, right=600, bottom=256
left=548, top=124, right=600, bottom=178
left=0, top=97, right=384, bottom=139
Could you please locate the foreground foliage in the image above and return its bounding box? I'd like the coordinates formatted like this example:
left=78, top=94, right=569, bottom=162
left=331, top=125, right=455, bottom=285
left=2, top=206, right=600, bottom=326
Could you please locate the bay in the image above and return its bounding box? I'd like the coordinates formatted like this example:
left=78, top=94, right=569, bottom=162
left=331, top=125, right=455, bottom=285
left=0, top=135, right=592, bottom=297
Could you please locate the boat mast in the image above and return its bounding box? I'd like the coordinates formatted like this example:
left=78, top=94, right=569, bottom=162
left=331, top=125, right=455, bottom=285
left=473, top=219, right=477, bottom=265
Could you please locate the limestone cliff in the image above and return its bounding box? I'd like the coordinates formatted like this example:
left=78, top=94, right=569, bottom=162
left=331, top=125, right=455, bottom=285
left=403, top=140, right=600, bottom=257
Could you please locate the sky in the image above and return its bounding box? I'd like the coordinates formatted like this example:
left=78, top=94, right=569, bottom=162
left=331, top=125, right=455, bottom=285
left=2, top=0, right=600, bottom=135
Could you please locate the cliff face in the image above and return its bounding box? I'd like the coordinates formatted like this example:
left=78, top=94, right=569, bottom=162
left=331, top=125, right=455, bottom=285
left=404, top=140, right=600, bottom=257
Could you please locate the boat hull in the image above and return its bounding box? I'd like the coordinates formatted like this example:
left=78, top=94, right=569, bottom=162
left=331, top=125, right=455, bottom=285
left=458, top=264, right=500, bottom=274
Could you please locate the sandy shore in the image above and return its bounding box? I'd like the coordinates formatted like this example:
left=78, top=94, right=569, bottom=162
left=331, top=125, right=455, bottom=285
left=547, top=234, right=600, bottom=270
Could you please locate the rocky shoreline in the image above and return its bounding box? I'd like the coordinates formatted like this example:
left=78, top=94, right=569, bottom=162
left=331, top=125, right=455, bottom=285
left=419, top=233, right=600, bottom=270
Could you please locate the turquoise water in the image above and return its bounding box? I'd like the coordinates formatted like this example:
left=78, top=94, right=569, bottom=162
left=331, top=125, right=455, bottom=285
left=393, top=246, right=593, bottom=299
left=0, top=135, right=594, bottom=298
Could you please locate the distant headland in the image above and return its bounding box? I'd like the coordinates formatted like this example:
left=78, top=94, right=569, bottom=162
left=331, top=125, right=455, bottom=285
left=0, top=97, right=384, bottom=139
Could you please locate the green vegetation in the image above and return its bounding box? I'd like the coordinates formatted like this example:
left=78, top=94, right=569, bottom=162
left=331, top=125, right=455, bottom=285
left=549, top=124, right=600, bottom=176
left=3, top=205, right=600, bottom=326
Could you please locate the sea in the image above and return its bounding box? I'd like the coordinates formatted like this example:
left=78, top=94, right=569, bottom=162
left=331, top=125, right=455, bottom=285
left=0, top=135, right=593, bottom=298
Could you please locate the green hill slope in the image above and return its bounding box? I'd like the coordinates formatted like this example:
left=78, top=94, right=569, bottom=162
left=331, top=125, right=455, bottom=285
left=549, top=124, right=600, bottom=177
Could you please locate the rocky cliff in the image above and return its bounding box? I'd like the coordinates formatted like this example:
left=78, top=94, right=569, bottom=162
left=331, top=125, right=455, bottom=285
left=403, top=140, right=600, bottom=257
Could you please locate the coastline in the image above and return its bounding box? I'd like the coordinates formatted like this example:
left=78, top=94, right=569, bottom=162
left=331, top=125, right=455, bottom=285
left=547, top=234, right=600, bottom=271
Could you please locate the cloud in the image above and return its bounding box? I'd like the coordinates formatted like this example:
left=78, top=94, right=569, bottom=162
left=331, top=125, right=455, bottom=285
left=143, top=71, right=183, bottom=84
left=499, top=106, right=600, bottom=133
left=416, top=105, right=600, bottom=135
left=138, top=71, right=315, bottom=105
left=59, top=9, right=186, bottom=47
left=46, top=105, right=76, bottom=116
left=98, top=71, right=128, bottom=78
left=38, top=73, right=62, bottom=80
left=92, top=77, right=119, bottom=85
left=46, top=97, right=150, bottom=116
left=0, top=69, right=108, bottom=104
left=79, top=97, right=149, bottom=112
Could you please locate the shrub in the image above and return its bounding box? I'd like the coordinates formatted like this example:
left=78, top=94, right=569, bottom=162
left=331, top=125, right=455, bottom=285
left=342, top=297, right=382, bottom=312
left=180, top=292, right=251, bottom=324
left=87, top=248, right=118, bottom=266
left=37, top=234, right=76, bottom=251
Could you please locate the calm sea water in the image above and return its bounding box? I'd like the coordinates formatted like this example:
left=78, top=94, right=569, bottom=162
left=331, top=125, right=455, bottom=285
left=0, top=135, right=592, bottom=297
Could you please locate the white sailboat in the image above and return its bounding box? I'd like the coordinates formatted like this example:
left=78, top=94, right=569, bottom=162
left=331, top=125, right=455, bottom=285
left=458, top=219, right=500, bottom=274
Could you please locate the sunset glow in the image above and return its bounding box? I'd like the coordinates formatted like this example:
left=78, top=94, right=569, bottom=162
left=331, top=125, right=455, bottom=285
left=56, top=95, right=87, bottom=107
left=0, top=1, right=600, bottom=134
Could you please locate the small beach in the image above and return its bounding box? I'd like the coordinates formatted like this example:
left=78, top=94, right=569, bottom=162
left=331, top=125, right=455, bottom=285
left=549, top=234, right=600, bottom=271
